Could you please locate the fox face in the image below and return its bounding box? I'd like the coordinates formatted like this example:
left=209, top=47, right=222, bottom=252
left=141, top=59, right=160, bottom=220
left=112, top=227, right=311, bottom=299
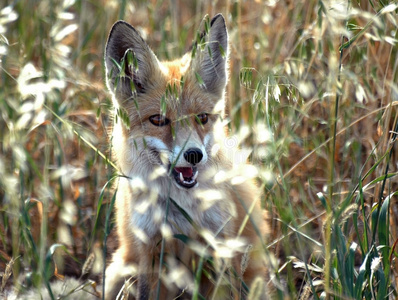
left=105, top=15, right=229, bottom=191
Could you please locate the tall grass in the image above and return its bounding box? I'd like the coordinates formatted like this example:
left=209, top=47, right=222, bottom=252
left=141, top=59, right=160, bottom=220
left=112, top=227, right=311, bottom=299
left=0, top=0, right=397, bottom=299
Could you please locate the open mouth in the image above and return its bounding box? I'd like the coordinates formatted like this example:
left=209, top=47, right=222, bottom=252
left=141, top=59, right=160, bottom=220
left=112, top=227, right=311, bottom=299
left=171, top=166, right=198, bottom=189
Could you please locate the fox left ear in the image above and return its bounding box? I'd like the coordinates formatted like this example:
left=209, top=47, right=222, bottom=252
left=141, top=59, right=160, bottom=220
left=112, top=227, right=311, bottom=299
left=104, top=21, right=159, bottom=101
left=192, top=14, right=229, bottom=97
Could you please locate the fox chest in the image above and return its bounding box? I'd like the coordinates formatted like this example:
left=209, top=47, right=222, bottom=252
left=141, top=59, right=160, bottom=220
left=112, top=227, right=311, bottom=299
left=128, top=195, right=233, bottom=243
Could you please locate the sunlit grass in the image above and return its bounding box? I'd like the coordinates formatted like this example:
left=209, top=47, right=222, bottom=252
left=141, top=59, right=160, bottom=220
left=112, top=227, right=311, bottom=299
left=1, top=0, right=397, bottom=299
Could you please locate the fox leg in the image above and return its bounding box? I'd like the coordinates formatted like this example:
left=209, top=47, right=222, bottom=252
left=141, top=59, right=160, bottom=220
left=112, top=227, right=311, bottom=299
left=136, top=254, right=151, bottom=300
left=104, top=250, right=138, bottom=299
left=136, top=274, right=149, bottom=300
left=136, top=241, right=159, bottom=300
left=104, top=244, right=155, bottom=300
left=230, top=183, right=269, bottom=299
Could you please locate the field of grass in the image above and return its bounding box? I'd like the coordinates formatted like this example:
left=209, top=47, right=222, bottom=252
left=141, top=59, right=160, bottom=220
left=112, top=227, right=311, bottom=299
left=1, top=0, right=397, bottom=299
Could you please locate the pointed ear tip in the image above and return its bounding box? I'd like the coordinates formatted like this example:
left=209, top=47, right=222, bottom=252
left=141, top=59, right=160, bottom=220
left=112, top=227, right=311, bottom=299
left=108, top=20, right=135, bottom=37
left=211, top=14, right=226, bottom=26
left=110, top=20, right=130, bottom=29
left=105, top=20, right=137, bottom=59
left=213, top=13, right=225, bottom=20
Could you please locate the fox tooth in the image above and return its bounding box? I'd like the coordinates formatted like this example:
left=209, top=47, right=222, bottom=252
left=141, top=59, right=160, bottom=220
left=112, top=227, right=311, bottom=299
left=179, top=172, right=184, bottom=182
left=192, top=170, right=198, bottom=181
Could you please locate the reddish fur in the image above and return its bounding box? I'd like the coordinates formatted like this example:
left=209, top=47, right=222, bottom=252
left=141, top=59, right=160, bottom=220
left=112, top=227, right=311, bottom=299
left=104, top=17, right=269, bottom=300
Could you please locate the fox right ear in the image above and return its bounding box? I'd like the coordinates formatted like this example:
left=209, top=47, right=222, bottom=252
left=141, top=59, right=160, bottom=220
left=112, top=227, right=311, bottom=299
left=105, top=21, right=158, bottom=100
left=191, top=14, right=229, bottom=97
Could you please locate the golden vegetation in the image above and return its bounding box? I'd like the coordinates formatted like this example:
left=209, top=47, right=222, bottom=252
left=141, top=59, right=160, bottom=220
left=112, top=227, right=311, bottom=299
left=0, top=0, right=397, bottom=299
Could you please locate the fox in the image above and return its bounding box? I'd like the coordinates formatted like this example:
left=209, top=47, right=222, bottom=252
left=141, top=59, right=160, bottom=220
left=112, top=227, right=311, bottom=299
left=104, top=14, right=269, bottom=299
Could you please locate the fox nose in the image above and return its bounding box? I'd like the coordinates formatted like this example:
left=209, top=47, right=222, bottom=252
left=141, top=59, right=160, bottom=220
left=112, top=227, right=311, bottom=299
left=184, top=148, right=203, bottom=165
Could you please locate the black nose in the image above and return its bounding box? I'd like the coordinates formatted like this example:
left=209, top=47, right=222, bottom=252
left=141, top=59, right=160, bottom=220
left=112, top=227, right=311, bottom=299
left=184, top=148, right=203, bottom=165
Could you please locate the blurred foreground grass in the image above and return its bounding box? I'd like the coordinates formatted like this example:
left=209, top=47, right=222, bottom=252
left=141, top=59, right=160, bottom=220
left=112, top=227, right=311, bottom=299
left=0, top=0, right=397, bottom=299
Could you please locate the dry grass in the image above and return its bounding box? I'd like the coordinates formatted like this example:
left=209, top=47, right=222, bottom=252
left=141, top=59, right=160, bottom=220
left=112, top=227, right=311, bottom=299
left=0, top=0, right=397, bottom=299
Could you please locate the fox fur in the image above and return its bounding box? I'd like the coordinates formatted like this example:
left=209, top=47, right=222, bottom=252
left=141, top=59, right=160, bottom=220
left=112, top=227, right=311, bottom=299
left=104, top=14, right=269, bottom=299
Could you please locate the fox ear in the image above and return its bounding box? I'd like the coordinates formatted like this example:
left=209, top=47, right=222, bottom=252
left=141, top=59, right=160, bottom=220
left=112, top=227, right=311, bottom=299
left=105, top=21, right=158, bottom=100
left=192, top=14, right=229, bottom=97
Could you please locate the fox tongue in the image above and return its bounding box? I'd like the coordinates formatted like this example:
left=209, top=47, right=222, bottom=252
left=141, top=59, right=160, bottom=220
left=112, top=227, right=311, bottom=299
left=174, top=167, right=193, bottom=178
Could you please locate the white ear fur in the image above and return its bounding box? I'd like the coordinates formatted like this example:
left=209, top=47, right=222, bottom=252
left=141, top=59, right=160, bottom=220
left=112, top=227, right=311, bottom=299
left=192, top=14, right=229, bottom=97
left=105, top=21, right=159, bottom=101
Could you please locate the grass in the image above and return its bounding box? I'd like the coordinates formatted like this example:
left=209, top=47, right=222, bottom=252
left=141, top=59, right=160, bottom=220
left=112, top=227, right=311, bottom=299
left=1, top=0, right=397, bottom=299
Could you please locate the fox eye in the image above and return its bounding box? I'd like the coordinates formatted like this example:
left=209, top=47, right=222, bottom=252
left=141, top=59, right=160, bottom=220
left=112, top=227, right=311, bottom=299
left=149, top=114, right=170, bottom=126
left=195, top=113, right=208, bottom=125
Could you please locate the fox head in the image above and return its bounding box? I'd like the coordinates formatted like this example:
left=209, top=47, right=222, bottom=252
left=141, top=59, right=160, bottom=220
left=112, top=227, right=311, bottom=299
left=105, top=14, right=229, bottom=190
